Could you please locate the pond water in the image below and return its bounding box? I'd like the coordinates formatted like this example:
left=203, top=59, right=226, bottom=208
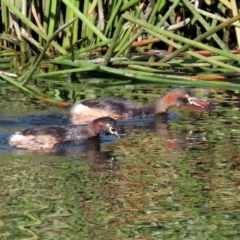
left=1, top=85, right=240, bottom=239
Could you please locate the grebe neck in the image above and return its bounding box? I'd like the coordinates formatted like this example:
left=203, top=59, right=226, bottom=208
left=140, top=96, right=169, bottom=115
left=67, top=124, right=98, bottom=140
left=140, top=103, right=156, bottom=115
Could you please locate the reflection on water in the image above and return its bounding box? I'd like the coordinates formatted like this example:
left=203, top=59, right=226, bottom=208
left=0, top=113, right=68, bottom=127
left=1, top=87, right=240, bottom=239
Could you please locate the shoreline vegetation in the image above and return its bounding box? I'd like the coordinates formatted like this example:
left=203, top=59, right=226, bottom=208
left=1, top=0, right=240, bottom=105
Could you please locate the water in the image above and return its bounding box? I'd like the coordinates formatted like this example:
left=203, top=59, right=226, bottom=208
left=1, top=86, right=240, bottom=239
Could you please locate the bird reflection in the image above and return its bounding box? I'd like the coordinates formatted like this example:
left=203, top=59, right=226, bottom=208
left=117, top=113, right=208, bottom=151
left=9, top=138, right=119, bottom=170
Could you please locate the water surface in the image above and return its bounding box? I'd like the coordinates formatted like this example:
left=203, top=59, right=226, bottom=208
left=0, top=86, right=240, bottom=239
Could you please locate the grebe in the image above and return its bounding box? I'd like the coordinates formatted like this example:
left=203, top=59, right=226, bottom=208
left=70, top=87, right=213, bottom=125
left=9, top=117, right=119, bottom=150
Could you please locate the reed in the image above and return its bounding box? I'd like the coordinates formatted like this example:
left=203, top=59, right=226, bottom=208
left=0, top=0, right=240, bottom=103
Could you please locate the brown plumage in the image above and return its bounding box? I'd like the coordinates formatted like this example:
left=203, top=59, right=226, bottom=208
left=9, top=117, right=119, bottom=150
left=70, top=87, right=214, bottom=125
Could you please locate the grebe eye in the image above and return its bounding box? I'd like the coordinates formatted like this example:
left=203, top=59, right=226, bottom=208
left=108, top=127, right=120, bottom=138
left=109, top=126, right=116, bottom=133
left=111, top=128, right=116, bottom=132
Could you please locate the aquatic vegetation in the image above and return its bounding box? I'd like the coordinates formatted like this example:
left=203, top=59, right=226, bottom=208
left=0, top=1, right=240, bottom=103
left=1, top=88, right=240, bottom=239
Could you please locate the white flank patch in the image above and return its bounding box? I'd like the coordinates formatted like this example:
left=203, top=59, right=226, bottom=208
left=9, top=133, right=25, bottom=143
left=70, top=104, right=90, bottom=114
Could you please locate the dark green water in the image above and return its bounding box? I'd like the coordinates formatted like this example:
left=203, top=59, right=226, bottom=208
left=1, top=85, right=240, bottom=239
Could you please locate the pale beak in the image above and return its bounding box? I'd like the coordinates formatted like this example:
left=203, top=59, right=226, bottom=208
left=188, top=97, right=215, bottom=110
left=113, top=131, right=120, bottom=138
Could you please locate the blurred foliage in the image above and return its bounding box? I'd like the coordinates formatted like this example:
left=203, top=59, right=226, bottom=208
left=1, top=0, right=240, bottom=102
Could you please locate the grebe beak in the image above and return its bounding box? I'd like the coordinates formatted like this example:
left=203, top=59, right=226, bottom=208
left=109, top=127, right=120, bottom=138
left=188, top=97, right=215, bottom=110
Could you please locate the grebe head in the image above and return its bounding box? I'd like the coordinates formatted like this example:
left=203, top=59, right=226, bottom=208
left=155, top=87, right=214, bottom=113
left=91, top=117, right=120, bottom=138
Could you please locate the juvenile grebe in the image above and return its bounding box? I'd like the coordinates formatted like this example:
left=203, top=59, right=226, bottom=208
left=9, top=117, right=119, bottom=150
left=70, top=87, right=214, bottom=125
